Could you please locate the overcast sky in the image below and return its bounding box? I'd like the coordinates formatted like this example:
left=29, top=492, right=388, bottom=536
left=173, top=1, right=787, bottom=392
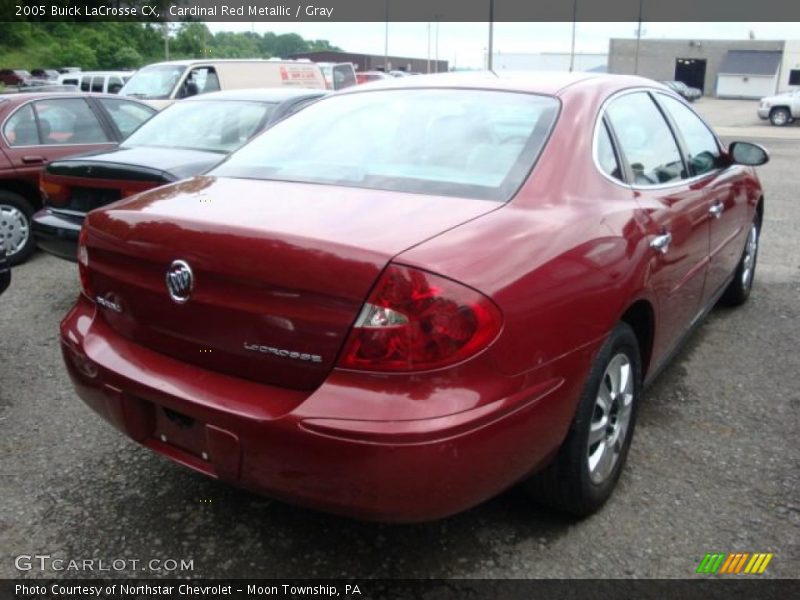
left=206, top=22, right=799, bottom=68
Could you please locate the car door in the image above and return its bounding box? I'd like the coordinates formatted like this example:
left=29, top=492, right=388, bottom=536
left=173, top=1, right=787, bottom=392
left=655, top=92, right=747, bottom=305
left=1, top=97, right=118, bottom=187
left=604, top=90, right=710, bottom=363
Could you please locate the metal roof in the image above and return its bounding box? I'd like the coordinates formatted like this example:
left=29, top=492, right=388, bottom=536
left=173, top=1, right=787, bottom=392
left=719, top=50, right=782, bottom=76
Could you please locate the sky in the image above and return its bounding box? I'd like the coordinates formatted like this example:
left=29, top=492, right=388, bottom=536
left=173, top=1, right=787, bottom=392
left=206, top=22, right=800, bottom=69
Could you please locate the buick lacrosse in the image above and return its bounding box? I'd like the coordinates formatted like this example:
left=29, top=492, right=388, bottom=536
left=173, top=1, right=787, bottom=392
left=60, top=73, right=767, bottom=521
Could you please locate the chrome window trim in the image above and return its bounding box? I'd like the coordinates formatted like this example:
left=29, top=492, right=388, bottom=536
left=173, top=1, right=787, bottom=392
left=592, top=86, right=725, bottom=191
left=1, top=96, right=115, bottom=149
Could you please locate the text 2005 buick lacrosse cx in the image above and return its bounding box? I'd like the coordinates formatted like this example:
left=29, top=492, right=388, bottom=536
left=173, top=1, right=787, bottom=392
left=61, top=73, right=768, bottom=521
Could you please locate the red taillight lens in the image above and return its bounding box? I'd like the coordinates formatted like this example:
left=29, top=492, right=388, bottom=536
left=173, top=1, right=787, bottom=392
left=39, top=173, right=69, bottom=207
left=77, top=224, right=93, bottom=300
left=338, top=265, right=502, bottom=372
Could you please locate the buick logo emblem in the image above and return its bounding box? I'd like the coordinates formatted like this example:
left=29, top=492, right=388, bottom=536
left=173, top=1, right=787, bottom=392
left=166, top=259, right=193, bottom=304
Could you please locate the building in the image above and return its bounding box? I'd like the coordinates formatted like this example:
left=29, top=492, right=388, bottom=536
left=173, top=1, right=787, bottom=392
left=491, top=52, right=607, bottom=73
left=287, top=51, right=447, bottom=74
left=608, top=39, right=800, bottom=98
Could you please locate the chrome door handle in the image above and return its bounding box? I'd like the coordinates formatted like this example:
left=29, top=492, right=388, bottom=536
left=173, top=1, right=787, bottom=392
left=650, top=232, right=672, bottom=254
left=709, top=202, right=724, bottom=219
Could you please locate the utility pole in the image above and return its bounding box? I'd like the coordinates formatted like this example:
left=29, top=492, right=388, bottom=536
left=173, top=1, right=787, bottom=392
left=384, top=0, right=390, bottom=71
left=569, top=0, right=577, bottom=72
left=434, top=18, right=440, bottom=73
left=487, top=0, right=494, bottom=71
left=634, top=0, right=643, bottom=75
left=427, top=23, right=431, bottom=73
left=163, top=22, right=170, bottom=60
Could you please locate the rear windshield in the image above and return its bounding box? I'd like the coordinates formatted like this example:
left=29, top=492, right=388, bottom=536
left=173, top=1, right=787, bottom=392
left=212, top=89, right=559, bottom=202
left=122, top=100, right=276, bottom=153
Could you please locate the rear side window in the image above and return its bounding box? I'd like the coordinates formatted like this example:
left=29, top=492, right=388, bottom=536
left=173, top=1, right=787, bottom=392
left=657, top=94, right=721, bottom=176
left=596, top=121, right=623, bottom=182
left=213, top=89, right=560, bottom=202
left=605, top=92, right=685, bottom=186
left=99, top=98, right=156, bottom=138
left=81, top=76, right=91, bottom=92
left=4, top=104, right=39, bottom=146
left=34, top=98, right=111, bottom=145
left=91, top=77, right=104, bottom=93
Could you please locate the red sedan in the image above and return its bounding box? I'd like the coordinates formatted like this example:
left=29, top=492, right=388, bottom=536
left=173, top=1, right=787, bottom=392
left=60, top=73, right=768, bottom=521
left=0, top=91, right=155, bottom=264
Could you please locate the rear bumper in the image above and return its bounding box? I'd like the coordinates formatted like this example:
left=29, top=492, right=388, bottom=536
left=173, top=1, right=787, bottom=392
left=60, top=296, right=590, bottom=522
left=32, top=208, right=82, bottom=262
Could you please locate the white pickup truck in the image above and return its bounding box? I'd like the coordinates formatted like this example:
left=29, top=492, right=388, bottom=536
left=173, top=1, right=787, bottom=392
left=757, top=89, right=800, bottom=126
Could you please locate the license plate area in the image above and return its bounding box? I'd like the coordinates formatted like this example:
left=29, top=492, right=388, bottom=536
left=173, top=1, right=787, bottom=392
left=154, top=406, right=208, bottom=460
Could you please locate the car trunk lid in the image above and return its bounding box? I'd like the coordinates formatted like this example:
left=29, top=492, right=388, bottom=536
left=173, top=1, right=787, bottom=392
left=84, top=176, right=498, bottom=390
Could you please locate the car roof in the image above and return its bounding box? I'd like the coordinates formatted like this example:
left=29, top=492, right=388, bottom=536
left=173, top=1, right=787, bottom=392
left=0, top=91, right=151, bottom=105
left=183, top=88, right=329, bottom=103
left=141, top=59, right=312, bottom=68
left=339, top=71, right=661, bottom=97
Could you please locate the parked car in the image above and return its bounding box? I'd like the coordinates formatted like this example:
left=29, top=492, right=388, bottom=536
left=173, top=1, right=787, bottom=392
left=757, top=89, right=800, bottom=126
left=355, top=71, right=391, bottom=85
left=58, top=71, right=133, bottom=95
left=34, top=88, right=327, bottom=261
left=317, top=62, right=357, bottom=90
left=31, top=69, right=60, bottom=81
left=0, top=92, right=156, bottom=265
left=62, top=73, right=768, bottom=522
left=119, top=59, right=327, bottom=110
left=660, top=80, right=701, bottom=102
left=0, top=245, right=9, bottom=296
left=0, top=69, right=33, bottom=87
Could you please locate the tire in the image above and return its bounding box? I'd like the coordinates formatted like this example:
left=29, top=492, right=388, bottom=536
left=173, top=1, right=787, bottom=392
left=0, top=190, right=36, bottom=266
left=769, top=107, right=791, bottom=127
left=525, top=322, right=642, bottom=516
left=719, top=213, right=760, bottom=307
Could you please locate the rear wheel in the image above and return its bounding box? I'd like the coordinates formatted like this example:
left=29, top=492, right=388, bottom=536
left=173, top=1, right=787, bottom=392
left=719, top=214, right=760, bottom=306
left=525, top=322, right=641, bottom=516
left=769, top=107, right=791, bottom=126
left=0, top=190, right=36, bottom=266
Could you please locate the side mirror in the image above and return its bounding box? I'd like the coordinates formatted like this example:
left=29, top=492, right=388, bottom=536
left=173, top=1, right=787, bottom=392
left=729, top=141, right=769, bottom=166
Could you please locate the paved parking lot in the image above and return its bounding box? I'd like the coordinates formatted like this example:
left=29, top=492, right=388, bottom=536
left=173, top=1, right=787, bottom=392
left=1, top=135, right=798, bottom=580
left=695, top=97, right=800, bottom=140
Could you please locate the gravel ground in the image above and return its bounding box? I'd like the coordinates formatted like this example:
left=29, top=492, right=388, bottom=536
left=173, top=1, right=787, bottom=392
left=0, top=137, right=798, bottom=580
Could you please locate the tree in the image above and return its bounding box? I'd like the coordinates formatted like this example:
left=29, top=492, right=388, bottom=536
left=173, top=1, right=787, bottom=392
left=110, top=46, right=143, bottom=69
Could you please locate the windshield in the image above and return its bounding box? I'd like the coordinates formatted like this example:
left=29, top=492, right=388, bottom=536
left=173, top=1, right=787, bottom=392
left=212, top=89, right=559, bottom=202
left=119, top=65, right=186, bottom=99
left=123, top=100, right=276, bottom=153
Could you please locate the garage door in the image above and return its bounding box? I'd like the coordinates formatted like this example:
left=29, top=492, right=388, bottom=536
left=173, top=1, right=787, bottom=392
left=716, top=75, right=776, bottom=99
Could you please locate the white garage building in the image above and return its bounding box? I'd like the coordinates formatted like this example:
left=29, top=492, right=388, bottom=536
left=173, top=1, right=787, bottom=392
left=716, top=50, right=783, bottom=99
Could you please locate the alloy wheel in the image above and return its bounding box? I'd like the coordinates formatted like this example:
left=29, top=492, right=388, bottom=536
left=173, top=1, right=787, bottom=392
left=587, top=353, right=634, bottom=485
left=0, top=203, right=29, bottom=258
left=741, top=222, right=758, bottom=290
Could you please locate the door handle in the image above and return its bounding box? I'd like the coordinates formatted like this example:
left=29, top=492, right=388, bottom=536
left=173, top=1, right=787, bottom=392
left=709, top=201, right=724, bottom=219
left=650, top=232, right=672, bottom=255
left=21, top=155, right=45, bottom=164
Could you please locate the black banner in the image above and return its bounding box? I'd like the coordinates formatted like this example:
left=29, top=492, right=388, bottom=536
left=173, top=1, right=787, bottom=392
left=3, top=579, right=800, bottom=600
left=3, top=0, right=800, bottom=22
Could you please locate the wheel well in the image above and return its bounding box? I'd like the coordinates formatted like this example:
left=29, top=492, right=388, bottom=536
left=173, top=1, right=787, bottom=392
left=620, top=300, right=655, bottom=377
left=0, top=179, right=41, bottom=209
left=770, top=106, right=790, bottom=115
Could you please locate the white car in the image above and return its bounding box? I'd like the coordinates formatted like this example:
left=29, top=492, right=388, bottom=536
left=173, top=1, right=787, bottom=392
left=757, top=89, right=800, bottom=126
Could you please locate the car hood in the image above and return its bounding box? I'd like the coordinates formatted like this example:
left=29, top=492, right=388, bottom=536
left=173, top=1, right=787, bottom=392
left=47, top=146, right=225, bottom=181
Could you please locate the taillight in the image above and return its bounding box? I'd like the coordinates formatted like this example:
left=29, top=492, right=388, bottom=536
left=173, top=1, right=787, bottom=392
left=338, top=265, right=502, bottom=372
left=39, top=173, right=69, bottom=207
left=77, top=224, right=93, bottom=300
